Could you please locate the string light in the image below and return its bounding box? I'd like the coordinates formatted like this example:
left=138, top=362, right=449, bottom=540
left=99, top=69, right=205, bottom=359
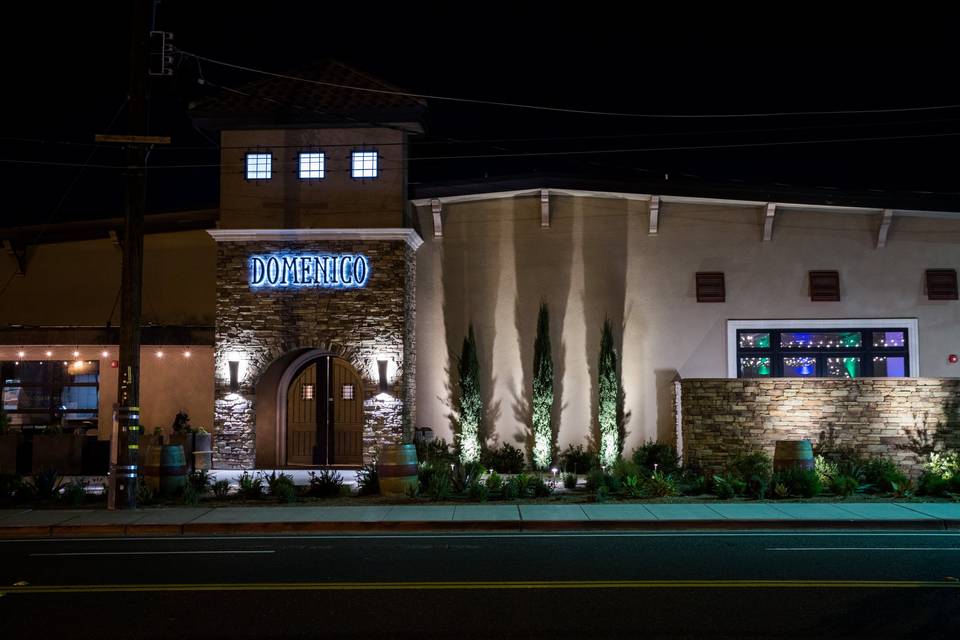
left=183, top=350, right=192, bottom=358
left=72, top=349, right=80, bottom=358
left=17, top=350, right=25, bottom=358
left=156, top=350, right=164, bottom=358
left=101, top=350, right=109, bottom=358
left=45, top=350, right=52, bottom=357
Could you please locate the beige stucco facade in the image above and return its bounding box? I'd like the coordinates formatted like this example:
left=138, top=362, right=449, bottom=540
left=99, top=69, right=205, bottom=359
left=413, top=194, right=960, bottom=455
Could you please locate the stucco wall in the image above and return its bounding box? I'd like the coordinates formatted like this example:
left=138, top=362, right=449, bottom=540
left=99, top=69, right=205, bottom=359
left=680, top=377, right=960, bottom=475
left=219, top=128, right=406, bottom=230
left=0, top=230, right=215, bottom=326
left=414, top=195, right=960, bottom=461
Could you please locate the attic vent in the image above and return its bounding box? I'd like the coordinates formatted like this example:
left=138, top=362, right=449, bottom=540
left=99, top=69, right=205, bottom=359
left=926, top=269, right=958, bottom=300
left=809, top=271, right=840, bottom=301
left=695, top=272, right=725, bottom=303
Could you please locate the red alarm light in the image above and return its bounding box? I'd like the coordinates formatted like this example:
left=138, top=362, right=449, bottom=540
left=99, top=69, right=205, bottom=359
left=111, top=360, right=119, bottom=368
left=949, top=354, right=959, bottom=364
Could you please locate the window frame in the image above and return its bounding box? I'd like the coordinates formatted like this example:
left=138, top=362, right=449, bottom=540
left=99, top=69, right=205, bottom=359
left=1, top=360, right=100, bottom=431
left=350, top=149, right=379, bottom=180
left=726, top=319, right=919, bottom=378
left=297, top=151, right=326, bottom=181
left=245, top=151, right=273, bottom=181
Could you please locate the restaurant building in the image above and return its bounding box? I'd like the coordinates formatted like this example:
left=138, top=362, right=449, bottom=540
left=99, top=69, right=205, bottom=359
left=1, top=62, right=958, bottom=475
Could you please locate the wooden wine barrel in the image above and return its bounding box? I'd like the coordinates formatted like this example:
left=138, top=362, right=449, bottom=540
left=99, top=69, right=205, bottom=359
left=159, top=444, right=187, bottom=497
left=377, top=444, right=419, bottom=497
left=773, top=439, right=814, bottom=472
left=143, top=445, right=163, bottom=492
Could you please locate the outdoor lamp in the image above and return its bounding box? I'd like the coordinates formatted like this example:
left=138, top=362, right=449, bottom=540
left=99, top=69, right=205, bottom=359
left=228, top=360, right=240, bottom=393
left=377, top=359, right=389, bottom=395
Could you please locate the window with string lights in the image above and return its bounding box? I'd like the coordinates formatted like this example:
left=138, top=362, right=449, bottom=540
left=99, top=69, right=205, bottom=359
left=736, top=328, right=909, bottom=378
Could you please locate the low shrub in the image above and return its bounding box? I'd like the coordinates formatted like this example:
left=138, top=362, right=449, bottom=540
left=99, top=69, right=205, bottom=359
left=181, top=481, right=200, bottom=505
left=676, top=472, right=708, bottom=496
left=730, top=452, right=772, bottom=499
left=481, top=442, right=526, bottom=474
left=427, top=469, right=453, bottom=501
left=188, top=470, right=212, bottom=496
left=512, top=472, right=534, bottom=498
left=772, top=468, right=822, bottom=498
left=212, top=479, right=231, bottom=499
left=0, top=473, right=25, bottom=504
left=862, top=457, right=907, bottom=494
left=623, top=475, right=644, bottom=498
left=563, top=473, right=578, bottom=490
left=236, top=471, right=264, bottom=500
left=831, top=474, right=859, bottom=497
left=918, top=472, right=951, bottom=497
left=632, top=441, right=679, bottom=475
left=137, top=480, right=157, bottom=505
left=31, top=468, right=63, bottom=501
left=485, top=470, right=503, bottom=494
left=558, top=444, right=596, bottom=474
left=467, top=478, right=488, bottom=502
left=644, top=470, right=679, bottom=498
left=421, top=438, right=457, bottom=467
left=267, top=471, right=298, bottom=503
left=531, top=476, right=553, bottom=498
left=307, top=470, right=342, bottom=499
left=814, top=455, right=839, bottom=487
left=356, top=461, right=380, bottom=496
left=711, top=474, right=744, bottom=500
left=61, top=479, right=87, bottom=506
left=500, top=477, right=519, bottom=500
left=922, top=451, right=960, bottom=482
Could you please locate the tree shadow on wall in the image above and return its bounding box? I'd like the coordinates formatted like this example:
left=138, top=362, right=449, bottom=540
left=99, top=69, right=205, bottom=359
left=897, top=399, right=960, bottom=461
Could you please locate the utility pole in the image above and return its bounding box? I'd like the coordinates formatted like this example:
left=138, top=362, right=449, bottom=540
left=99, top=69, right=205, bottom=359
left=105, top=0, right=153, bottom=510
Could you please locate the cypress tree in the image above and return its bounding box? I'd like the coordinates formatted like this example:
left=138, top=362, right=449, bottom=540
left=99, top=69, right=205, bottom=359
left=457, top=325, right=482, bottom=464
left=532, top=303, right=554, bottom=469
left=598, top=318, right=620, bottom=466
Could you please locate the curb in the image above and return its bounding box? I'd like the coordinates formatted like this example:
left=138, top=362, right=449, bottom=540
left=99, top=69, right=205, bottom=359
left=1, top=518, right=958, bottom=538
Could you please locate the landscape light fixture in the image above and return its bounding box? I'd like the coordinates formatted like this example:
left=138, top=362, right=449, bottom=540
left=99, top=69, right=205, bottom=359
left=229, top=360, right=240, bottom=393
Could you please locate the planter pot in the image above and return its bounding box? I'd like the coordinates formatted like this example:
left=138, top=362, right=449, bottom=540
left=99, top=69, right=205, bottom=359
left=377, top=444, right=419, bottom=497
left=168, top=433, right=195, bottom=472
left=773, top=439, right=814, bottom=472
left=32, top=434, right=83, bottom=475
left=0, top=433, right=21, bottom=474
left=193, top=433, right=212, bottom=453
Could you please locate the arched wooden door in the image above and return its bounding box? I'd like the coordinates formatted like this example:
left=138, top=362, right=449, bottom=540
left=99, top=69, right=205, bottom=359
left=286, top=356, right=364, bottom=466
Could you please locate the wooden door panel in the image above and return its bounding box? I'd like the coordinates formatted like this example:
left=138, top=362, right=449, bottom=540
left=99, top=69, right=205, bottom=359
left=332, top=359, right=364, bottom=465
left=286, top=362, right=317, bottom=466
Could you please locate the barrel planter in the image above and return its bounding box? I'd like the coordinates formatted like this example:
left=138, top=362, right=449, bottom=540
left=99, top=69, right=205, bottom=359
left=773, top=439, right=814, bottom=472
left=377, top=444, right=419, bottom=497
left=168, top=433, right=195, bottom=472
left=159, top=444, right=187, bottom=497
left=143, top=445, right=163, bottom=493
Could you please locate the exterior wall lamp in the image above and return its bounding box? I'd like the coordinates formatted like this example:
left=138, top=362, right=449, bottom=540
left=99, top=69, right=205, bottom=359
left=228, top=360, right=240, bottom=393
left=377, top=359, right=389, bottom=395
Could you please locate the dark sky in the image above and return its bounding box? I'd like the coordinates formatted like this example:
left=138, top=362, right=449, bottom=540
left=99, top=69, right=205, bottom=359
left=4, top=4, right=960, bottom=226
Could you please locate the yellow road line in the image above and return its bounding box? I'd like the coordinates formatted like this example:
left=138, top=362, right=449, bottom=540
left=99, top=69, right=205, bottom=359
left=2, top=579, right=958, bottom=594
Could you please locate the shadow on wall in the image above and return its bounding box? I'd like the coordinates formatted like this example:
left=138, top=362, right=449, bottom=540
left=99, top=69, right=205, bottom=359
left=511, top=198, right=574, bottom=462
left=441, top=216, right=501, bottom=451
left=582, top=199, right=630, bottom=455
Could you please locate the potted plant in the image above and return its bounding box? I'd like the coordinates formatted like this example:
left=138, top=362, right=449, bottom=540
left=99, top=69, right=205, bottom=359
left=192, top=426, right=212, bottom=471
left=167, top=410, right=195, bottom=471
left=32, top=423, right=83, bottom=475
left=0, top=409, right=20, bottom=474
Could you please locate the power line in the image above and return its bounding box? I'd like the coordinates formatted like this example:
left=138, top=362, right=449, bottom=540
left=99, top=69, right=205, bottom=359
left=178, top=50, right=960, bottom=120
left=3, top=129, right=960, bottom=170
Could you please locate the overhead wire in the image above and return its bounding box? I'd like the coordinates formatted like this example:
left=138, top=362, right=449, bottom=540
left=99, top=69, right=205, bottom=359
left=178, top=50, right=960, bottom=119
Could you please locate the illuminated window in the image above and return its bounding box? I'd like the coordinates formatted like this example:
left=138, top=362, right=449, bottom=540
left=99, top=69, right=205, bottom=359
left=301, top=384, right=315, bottom=400
left=342, top=384, right=354, bottom=400
left=351, top=151, right=378, bottom=178
left=245, top=153, right=272, bottom=180
left=299, top=152, right=325, bottom=179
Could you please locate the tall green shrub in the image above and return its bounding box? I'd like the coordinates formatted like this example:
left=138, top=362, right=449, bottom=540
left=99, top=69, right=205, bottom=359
left=457, top=325, right=482, bottom=464
left=598, top=319, right=620, bottom=467
left=532, top=303, right=554, bottom=469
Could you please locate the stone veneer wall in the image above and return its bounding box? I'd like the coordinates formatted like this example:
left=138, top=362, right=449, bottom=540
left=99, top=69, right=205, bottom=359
left=214, top=239, right=414, bottom=468
left=680, top=378, right=960, bottom=476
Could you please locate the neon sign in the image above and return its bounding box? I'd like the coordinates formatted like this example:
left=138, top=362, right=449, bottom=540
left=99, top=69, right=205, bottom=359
left=249, top=253, right=370, bottom=289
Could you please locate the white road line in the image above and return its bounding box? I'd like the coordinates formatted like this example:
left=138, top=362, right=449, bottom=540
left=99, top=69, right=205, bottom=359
left=29, top=550, right=276, bottom=557
left=768, top=547, right=960, bottom=552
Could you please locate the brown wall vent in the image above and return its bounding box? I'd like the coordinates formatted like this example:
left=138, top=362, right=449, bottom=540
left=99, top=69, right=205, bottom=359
left=926, top=269, right=958, bottom=300
left=809, top=270, right=840, bottom=301
left=695, top=272, right=726, bottom=303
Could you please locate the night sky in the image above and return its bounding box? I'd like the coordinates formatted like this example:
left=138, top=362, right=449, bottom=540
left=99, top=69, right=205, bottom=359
left=5, top=5, right=960, bottom=227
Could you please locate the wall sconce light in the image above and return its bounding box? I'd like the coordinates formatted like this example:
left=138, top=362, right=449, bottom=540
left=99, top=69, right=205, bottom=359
left=229, top=360, right=240, bottom=393
left=377, top=359, right=389, bottom=395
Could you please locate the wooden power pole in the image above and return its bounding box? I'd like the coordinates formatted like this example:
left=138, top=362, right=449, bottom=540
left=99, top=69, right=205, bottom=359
left=106, top=0, right=158, bottom=510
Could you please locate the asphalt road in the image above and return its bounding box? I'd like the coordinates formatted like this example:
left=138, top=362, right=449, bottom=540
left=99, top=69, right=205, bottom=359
left=1, top=531, right=959, bottom=639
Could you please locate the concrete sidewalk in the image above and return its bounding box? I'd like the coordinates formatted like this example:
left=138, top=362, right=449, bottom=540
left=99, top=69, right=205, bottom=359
left=1, top=502, right=960, bottom=537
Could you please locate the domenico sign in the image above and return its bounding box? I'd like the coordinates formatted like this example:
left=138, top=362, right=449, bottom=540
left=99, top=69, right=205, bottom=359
left=249, top=253, right=370, bottom=289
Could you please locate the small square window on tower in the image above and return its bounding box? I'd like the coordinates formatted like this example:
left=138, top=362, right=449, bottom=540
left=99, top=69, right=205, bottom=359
left=298, top=152, right=325, bottom=179
left=695, top=272, right=725, bottom=302
left=301, top=384, right=315, bottom=400
left=925, top=269, right=958, bottom=300
left=351, top=150, right=378, bottom=178
left=342, top=384, right=354, bottom=400
left=809, top=270, right=840, bottom=301
left=245, top=152, right=272, bottom=180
